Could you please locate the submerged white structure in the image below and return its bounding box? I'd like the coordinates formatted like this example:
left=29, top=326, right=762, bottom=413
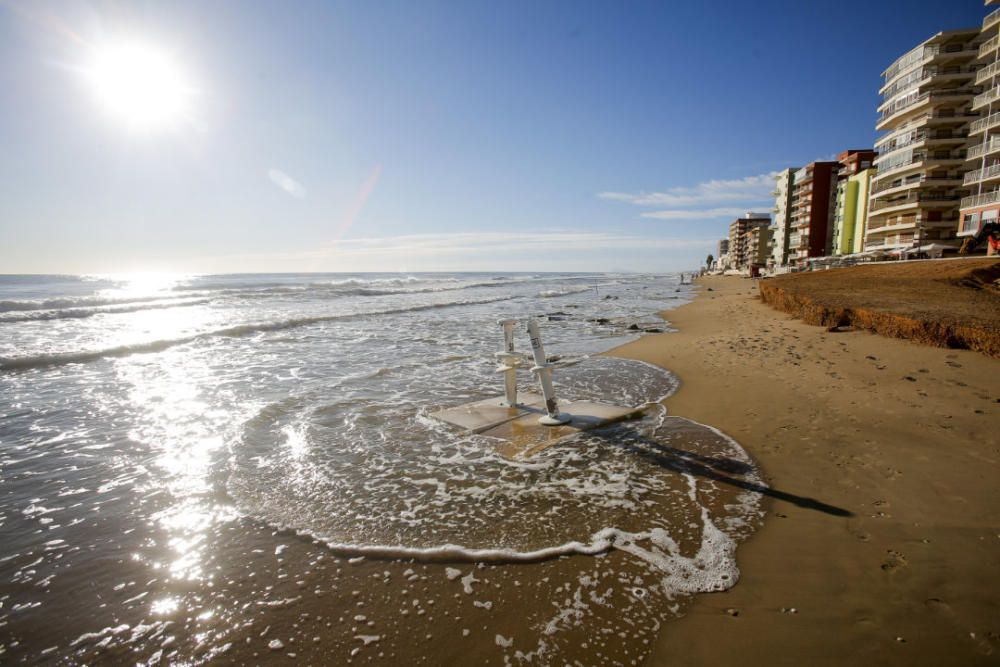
left=430, top=317, right=643, bottom=458
left=526, top=318, right=571, bottom=425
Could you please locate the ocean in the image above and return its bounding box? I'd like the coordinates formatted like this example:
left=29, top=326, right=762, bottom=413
left=0, top=272, right=764, bottom=665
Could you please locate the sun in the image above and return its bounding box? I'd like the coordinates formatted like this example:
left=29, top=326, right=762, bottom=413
left=86, top=41, right=193, bottom=131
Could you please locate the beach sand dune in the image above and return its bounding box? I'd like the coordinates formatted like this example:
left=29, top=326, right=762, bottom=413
left=759, top=258, right=1000, bottom=357
left=612, top=275, right=1000, bottom=666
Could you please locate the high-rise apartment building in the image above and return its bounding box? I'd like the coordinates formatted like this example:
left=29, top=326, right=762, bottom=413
left=788, top=161, right=839, bottom=265
left=832, top=149, right=878, bottom=256
left=728, top=213, right=771, bottom=270
left=746, top=224, right=772, bottom=275
left=868, top=29, right=980, bottom=253
left=960, top=1, right=1000, bottom=242
left=768, top=168, right=797, bottom=268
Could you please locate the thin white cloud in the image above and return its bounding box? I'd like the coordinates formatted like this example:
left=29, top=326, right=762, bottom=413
left=640, top=207, right=763, bottom=220
left=600, top=172, right=777, bottom=220
left=268, top=168, right=307, bottom=198
left=300, top=231, right=712, bottom=258
left=173, top=230, right=716, bottom=273
left=599, top=173, right=777, bottom=207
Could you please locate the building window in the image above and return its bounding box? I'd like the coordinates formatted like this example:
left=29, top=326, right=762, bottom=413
left=962, top=212, right=980, bottom=234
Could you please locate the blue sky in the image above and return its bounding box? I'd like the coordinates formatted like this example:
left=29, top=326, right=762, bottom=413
left=0, top=0, right=986, bottom=274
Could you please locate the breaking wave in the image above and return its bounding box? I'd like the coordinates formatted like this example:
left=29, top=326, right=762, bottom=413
left=0, top=298, right=212, bottom=323
left=0, top=294, right=520, bottom=372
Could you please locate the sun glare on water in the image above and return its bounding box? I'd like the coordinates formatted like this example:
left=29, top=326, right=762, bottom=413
left=85, top=41, right=193, bottom=131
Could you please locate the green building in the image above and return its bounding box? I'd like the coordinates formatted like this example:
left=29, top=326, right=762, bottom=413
left=832, top=150, right=877, bottom=256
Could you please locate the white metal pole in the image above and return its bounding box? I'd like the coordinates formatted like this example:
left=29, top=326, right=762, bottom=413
left=495, top=319, right=519, bottom=407
left=526, top=318, right=570, bottom=426
left=500, top=319, right=516, bottom=354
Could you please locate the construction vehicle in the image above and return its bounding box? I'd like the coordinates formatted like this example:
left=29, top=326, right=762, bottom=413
left=958, top=221, right=1000, bottom=255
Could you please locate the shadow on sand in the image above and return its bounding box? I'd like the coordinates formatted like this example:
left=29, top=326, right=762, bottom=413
left=588, top=423, right=854, bottom=518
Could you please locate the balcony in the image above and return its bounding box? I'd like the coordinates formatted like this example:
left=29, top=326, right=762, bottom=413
left=876, top=152, right=965, bottom=178
left=884, top=43, right=978, bottom=84
left=971, top=110, right=1000, bottom=135
left=961, top=189, right=1000, bottom=209
left=864, top=233, right=916, bottom=250
left=875, top=130, right=967, bottom=159
left=883, top=44, right=948, bottom=83
left=867, top=214, right=917, bottom=231
left=881, top=66, right=978, bottom=99
left=963, top=162, right=1000, bottom=184
left=972, top=85, right=1000, bottom=110
left=986, top=7, right=1000, bottom=31
left=870, top=173, right=962, bottom=195
left=920, top=110, right=980, bottom=126
left=878, top=89, right=976, bottom=127
left=875, top=131, right=928, bottom=156
left=966, top=136, right=1000, bottom=160
left=976, top=60, right=1000, bottom=86
left=869, top=192, right=959, bottom=212
left=980, top=35, right=1000, bottom=60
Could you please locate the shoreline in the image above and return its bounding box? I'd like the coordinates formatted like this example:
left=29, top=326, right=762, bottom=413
left=609, top=275, right=1000, bottom=665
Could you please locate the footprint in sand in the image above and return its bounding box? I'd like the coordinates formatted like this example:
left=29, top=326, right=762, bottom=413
left=882, top=467, right=903, bottom=481
left=881, top=549, right=908, bottom=572
left=924, top=598, right=952, bottom=615
left=846, top=522, right=871, bottom=542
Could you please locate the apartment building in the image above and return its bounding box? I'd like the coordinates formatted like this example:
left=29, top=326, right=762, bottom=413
left=832, top=149, right=878, bottom=255
left=717, top=238, right=729, bottom=259
left=728, top=213, right=771, bottom=270
left=746, top=223, right=773, bottom=275
left=788, top=161, right=839, bottom=265
left=768, top=168, right=797, bottom=268
left=960, top=1, right=1000, bottom=242
left=714, top=239, right=730, bottom=271
left=867, top=29, right=980, bottom=253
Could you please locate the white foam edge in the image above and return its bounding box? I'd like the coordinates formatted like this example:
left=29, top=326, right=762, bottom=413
left=264, top=497, right=750, bottom=598
left=247, top=412, right=765, bottom=593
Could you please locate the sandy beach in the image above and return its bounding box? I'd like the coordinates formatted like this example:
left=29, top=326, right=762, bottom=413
left=612, top=275, right=1000, bottom=666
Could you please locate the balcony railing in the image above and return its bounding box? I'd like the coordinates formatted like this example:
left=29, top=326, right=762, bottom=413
left=879, top=89, right=976, bottom=123
left=980, top=35, right=1000, bottom=60
left=883, top=44, right=946, bottom=82
left=870, top=173, right=962, bottom=195
left=877, top=151, right=966, bottom=176
left=868, top=193, right=958, bottom=212
left=867, top=215, right=917, bottom=230
left=964, top=162, right=1000, bottom=184
left=973, top=86, right=1000, bottom=109
left=966, top=136, right=1000, bottom=160
left=922, top=110, right=980, bottom=124
left=875, top=130, right=930, bottom=157
left=885, top=43, right=978, bottom=82
left=864, top=232, right=916, bottom=249
left=986, top=6, right=1000, bottom=31
left=971, top=110, right=1000, bottom=135
left=881, top=66, right=977, bottom=99
left=876, top=130, right=967, bottom=159
left=961, top=189, right=1000, bottom=209
left=976, top=60, right=1000, bottom=86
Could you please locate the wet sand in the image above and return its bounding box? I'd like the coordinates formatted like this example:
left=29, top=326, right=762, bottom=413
left=611, top=275, right=1000, bottom=666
